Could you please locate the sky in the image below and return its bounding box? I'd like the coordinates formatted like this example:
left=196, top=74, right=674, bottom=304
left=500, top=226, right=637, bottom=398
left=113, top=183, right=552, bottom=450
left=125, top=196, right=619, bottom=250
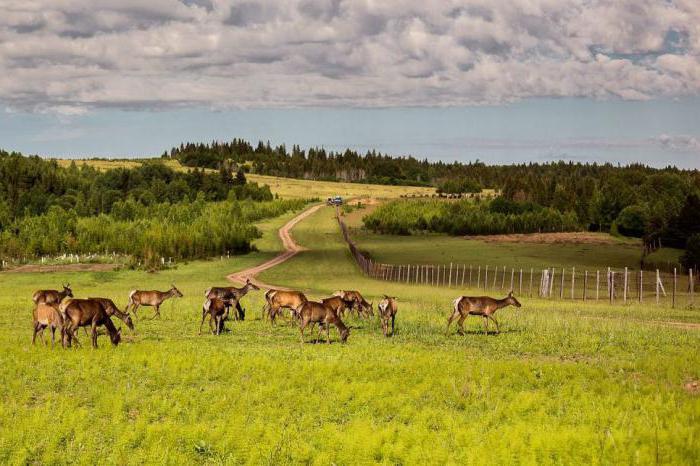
left=1, top=0, right=699, bottom=168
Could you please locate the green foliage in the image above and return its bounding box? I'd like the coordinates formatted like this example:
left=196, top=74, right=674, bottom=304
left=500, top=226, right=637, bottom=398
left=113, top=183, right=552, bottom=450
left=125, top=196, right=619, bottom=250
left=1, top=197, right=306, bottom=260
left=615, top=204, right=650, bottom=237
left=436, top=177, right=481, bottom=194
left=363, top=198, right=580, bottom=236
left=681, top=234, right=700, bottom=269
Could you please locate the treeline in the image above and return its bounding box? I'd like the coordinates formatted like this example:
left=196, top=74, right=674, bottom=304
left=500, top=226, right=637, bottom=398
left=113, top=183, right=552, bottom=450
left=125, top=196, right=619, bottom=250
left=0, top=149, right=272, bottom=227
left=363, top=198, right=580, bottom=236
left=1, top=196, right=306, bottom=262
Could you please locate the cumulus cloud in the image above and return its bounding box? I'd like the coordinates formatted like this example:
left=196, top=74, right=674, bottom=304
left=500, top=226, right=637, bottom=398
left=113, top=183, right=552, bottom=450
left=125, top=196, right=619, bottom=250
left=0, top=0, right=699, bottom=112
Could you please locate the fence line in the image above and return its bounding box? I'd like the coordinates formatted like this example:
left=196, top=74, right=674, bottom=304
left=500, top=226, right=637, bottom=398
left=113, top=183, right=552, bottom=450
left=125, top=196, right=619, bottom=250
left=336, top=211, right=697, bottom=307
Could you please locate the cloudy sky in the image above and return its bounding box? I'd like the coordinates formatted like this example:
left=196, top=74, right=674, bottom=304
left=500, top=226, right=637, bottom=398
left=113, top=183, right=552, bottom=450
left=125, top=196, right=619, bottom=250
left=1, top=0, right=699, bottom=167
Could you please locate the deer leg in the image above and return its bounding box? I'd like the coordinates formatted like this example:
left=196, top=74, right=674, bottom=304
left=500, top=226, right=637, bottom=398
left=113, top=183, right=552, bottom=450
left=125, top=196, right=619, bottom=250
left=32, top=323, right=40, bottom=345
left=199, top=312, right=207, bottom=335
left=91, top=322, right=98, bottom=348
left=299, top=321, right=307, bottom=344
left=391, top=314, right=396, bottom=335
left=50, top=326, right=56, bottom=348
left=456, top=315, right=467, bottom=335
left=236, top=301, right=244, bottom=321
left=150, top=305, right=161, bottom=320
left=327, top=323, right=331, bottom=344
left=482, top=317, right=489, bottom=335
left=208, top=314, right=216, bottom=335
left=131, top=303, right=139, bottom=317
left=489, top=315, right=500, bottom=334
left=446, top=310, right=459, bottom=335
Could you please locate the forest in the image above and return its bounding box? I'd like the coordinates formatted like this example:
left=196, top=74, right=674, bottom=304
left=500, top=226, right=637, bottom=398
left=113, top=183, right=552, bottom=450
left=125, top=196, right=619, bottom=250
left=0, top=150, right=305, bottom=264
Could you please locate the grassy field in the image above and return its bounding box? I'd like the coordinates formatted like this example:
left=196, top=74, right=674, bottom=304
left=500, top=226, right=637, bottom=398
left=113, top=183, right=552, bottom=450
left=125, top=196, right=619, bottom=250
left=343, top=204, right=683, bottom=271
left=55, top=158, right=436, bottom=199
left=1, top=204, right=699, bottom=464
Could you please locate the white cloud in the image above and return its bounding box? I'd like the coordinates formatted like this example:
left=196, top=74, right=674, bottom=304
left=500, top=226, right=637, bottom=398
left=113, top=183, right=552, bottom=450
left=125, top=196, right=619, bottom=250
left=0, top=0, right=698, bottom=112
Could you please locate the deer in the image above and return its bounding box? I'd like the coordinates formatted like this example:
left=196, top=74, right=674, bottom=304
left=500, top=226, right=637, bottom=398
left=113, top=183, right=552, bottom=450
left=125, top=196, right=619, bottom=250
left=377, top=295, right=398, bottom=337
left=32, top=303, right=66, bottom=348
left=87, top=297, right=135, bottom=331
left=446, top=291, right=522, bottom=336
left=332, top=290, right=373, bottom=317
left=61, top=299, right=122, bottom=348
left=204, top=279, right=259, bottom=321
left=297, top=301, right=350, bottom=344
left=199, top=298, right=235, bottom=335
left=32, top=284, right=73, bottom=305
left=264, top=289, right=308, bottom=324
left=126, top=284, right=183, bottom=319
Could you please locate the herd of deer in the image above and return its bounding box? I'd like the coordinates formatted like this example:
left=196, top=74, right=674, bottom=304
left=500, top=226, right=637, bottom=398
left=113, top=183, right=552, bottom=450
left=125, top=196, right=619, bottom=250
left=30, top=279, right=523, bottom=348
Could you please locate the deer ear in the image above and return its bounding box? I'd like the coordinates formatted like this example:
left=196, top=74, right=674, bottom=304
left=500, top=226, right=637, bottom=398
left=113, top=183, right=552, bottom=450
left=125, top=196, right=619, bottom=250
left=508, top=290, right=513, bottom=297
left=118, top=327, right=122, bottom=334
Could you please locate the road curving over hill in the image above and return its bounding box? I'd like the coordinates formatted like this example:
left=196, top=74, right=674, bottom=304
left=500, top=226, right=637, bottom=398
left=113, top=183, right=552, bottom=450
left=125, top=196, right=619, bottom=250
left=226, top=203, right=324, bottom=290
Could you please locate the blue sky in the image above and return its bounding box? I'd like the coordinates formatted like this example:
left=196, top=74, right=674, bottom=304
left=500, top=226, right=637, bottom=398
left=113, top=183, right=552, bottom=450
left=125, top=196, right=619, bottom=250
left=1, top=1, right=699, bottom=168
left=2, top=98, right=699, bottom=168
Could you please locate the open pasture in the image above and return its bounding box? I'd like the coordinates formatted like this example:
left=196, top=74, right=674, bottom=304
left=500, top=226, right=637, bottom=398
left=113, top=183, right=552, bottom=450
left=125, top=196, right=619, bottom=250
left=0, top=205, right=698, bottom=464
left=54, top=158, right=435, bottom=199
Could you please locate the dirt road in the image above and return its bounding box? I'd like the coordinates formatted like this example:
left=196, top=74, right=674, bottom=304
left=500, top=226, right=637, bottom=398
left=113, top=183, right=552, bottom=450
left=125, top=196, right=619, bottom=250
left=226, top=203, right=324, bottom=289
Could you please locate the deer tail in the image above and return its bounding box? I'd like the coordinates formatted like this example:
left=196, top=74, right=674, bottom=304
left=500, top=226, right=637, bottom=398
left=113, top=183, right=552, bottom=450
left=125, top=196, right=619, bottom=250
left=452, top=296, right=463, bottom=314
left=204, top=287, right=211, bottom=298
left=127, top=289, right=138, bottom=305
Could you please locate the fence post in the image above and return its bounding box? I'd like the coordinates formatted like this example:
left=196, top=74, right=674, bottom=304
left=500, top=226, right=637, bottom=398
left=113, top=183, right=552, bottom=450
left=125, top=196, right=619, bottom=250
left=673, top=267, right=677, bottom=308
left=510, top=268, right=515, bottom=292
left=493, top=266, right=498, bottom=289
left=462, top=264, right=467, bottom=287
left=519, top=269, right=523, bottom=295
left=655, top=269, right=660, bottom=304
left=469, top=266, right=473, bottom=287
left=485, top=266, right=489, bottom=290
left=583, top=271, right=588, bottom=301
left=477, top=266, right=481, bottom=289
left=449, top=263, right=453, bottom=288
left=529, top=268, right=533, bottom=297
left=690, top=269, right=694, bottom=307
left=548, top=268, right=554, bottom=297
left=571, top=267, right=575, bottom=300
left=610, top=271, right=615, bottom=304
left=639, top=270, right=643, bottom=303
left=560, top=268, right=565, bottom=299
left=623, top=267, right=628, bottom=304
left=606, top=267, right=611, bottom=301
left=501, top=266, right=506, bottom=289
left=596, top=270, right=600, bottom=301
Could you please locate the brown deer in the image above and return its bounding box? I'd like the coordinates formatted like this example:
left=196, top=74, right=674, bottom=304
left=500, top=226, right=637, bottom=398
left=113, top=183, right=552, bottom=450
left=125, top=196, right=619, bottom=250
left=204, top=279, right=259, bottom=321
left=378, top=295, right=398, bottom=337
left=297, top=301, right=350, bottom=344
left=264, top=289, right=308, bottom=323
left=61, top=299, right=122, bottom=348
left=126, top=285, right=183, bottom=319
left=446, top=291, right=522, bottom=336
left=321, top=296, right=349, bottom=317
left=332, top=290, right=373, bottom=317
left=87, top=297, right=135, bottom=331
left=199, top=298, right=235, bottom=335
left=32, top=303, right=65, bottom=347
left=32, top=284, right=73, bottom=305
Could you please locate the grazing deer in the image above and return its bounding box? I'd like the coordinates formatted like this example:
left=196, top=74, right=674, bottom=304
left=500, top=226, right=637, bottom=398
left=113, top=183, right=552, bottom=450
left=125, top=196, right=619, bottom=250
left=126, top=285, right=183, bottom=319
left=32, top=284, right=73, bottom=305
left=204, top=279, right=259, bottom=321
left=199, top=298, right=235, bottom=335
left=32, top=303, right=65, bottom=347
left=265, top=289, right=308, bottom=323
left=61, top=299, right=122, bottom=348
left=297, top=301, right=349, bottom=344
left=378, top=295, right=398, bottom=337
left=87, top=297, right=135, bottom=331
left=321, top=296, right=349, bottom=317
left=446, top=291, right=522, bottom=336
left=332, top=290, right=373, bottom=317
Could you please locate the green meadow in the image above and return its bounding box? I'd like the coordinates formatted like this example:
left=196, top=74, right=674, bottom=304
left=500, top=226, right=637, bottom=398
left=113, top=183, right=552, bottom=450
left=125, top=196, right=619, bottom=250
left=0, top=205, right=699, bottom=464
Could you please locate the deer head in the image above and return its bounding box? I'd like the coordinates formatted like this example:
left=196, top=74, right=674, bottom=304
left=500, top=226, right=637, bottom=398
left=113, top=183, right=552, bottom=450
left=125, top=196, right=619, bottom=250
left=506, top=291, right=522, bottom=308
left=110, top=327, right=122, bottom=346
left=63, top=284, right=73, bottom=298
left=171, top=284, right=183, bottom=297
left=246, top=278, right=260, bottom=291
left=340, top=327, right=350, bottom=343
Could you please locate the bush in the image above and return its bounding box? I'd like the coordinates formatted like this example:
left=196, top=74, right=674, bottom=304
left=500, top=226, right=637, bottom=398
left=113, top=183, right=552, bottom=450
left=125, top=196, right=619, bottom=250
left=615, top=204, right=649, bottom=237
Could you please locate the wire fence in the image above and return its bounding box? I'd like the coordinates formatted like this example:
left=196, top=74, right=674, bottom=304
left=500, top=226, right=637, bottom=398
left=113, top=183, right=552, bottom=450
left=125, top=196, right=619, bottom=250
left=336, top=211, right=697, bottom=308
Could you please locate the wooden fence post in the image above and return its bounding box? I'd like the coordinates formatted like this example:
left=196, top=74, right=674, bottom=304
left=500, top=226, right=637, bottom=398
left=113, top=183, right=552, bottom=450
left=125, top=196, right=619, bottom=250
left=610, top=271, right=615, bottom=304
left=449, top=263, right=453, bottom=288
left=477, top=266, right=481, bottom=289
left=469, top=265, right=473, bottom=287
left=462, top=264, right=467, bottom=287
left=529, top=268, right=534, bottom=297
left=656, top=269, right=660, bottom=304
left=583, top=271, right=588, bottom=301
left=510, top=268, right=515, bottom=292
left=690, top=269, right=694, bottom=307
left=485, top=266, right=489, bottom=290
left=596, top=270, right=600, bottom=301
left=519, top=269, right=523, bottom=295
left=672, top=267, right=677, bottom=308
left=571, top=267, right=575, bottom=300
left=606, top=267, right=611, bottom=301
left=560, top=268, right=565, bottom=299
left=639, top=270, right=642, bottom=303
left=501, top=266, right=506, bottom=289
left=493, top=266, right=498, bottom=289
left=549, top=268, right=555, bottom=297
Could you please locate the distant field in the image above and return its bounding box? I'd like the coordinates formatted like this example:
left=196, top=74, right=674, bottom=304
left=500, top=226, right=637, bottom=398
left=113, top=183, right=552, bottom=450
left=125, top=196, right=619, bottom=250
left=54, top=158, right=436, bottom=199
left=343, top=204, right=684, bottom=271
